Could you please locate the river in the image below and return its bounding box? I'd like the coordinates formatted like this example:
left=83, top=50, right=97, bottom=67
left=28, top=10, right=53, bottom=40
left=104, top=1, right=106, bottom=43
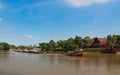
left=0, top=52, right=120, bottom=75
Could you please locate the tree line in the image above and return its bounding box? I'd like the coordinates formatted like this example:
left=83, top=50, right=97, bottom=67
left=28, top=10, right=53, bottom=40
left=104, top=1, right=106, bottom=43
left=0, top=43, right=38, bottom=51
left=107, top=35, right=120, bottom=50
left=1, top=34, right=120, bottom=51
left=39, top=36, right=94, bottom=51
left=39, top=35, right=120, bottom=51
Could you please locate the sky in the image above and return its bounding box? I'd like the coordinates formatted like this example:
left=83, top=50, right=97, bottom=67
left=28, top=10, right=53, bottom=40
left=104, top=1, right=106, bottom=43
left=0, top=0, right=120, bottom=46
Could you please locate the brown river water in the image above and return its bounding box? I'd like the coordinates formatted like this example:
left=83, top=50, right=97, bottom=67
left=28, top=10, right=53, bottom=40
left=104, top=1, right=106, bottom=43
left=0, top=52, right=120, bottom=75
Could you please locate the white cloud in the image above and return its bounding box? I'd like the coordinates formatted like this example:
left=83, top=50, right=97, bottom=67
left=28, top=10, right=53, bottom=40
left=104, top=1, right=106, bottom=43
left=65, top=0, right=111, bottom=7
left=24, top=35, right=33, bottom=39
left=0, top=17, right=3, bottom=22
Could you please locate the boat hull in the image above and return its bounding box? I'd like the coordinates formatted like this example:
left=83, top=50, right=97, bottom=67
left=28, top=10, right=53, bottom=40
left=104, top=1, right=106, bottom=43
left=67, top=51, right=85, bottom=57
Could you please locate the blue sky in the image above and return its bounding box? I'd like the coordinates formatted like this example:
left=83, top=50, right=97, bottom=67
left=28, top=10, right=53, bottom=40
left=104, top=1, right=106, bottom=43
left=0, top=0, right=120, bottom=46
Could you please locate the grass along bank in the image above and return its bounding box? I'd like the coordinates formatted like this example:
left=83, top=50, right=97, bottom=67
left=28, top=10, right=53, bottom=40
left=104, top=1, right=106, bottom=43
left=84, top=48, right=106, bottom=53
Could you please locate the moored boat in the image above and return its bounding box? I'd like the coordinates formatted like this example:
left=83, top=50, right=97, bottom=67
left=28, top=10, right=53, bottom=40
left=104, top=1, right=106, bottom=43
left=72, top=50, right=84, bottom=56
left=67, top=48, right=86, bottom=56
left=28, top=49, right=41, bottom=54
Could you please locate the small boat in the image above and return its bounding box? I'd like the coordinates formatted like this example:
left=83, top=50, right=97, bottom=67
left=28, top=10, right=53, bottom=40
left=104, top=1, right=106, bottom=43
left=28, top=50, right=40, bottom=54
left=73, top=51, right=83, bottom=56
left=67, top=48, right=85, bottom=57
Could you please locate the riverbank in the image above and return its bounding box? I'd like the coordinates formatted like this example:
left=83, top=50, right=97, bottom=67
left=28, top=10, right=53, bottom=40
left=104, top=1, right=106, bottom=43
left=84, top=48, right=106, bottom=52
left=43, top=48, right=106, bottom=54
left=0, top=51, right=10, bottom=54
left=40, top=48, right=104, bottom=56
left=14, top=48, right=116, bottom=56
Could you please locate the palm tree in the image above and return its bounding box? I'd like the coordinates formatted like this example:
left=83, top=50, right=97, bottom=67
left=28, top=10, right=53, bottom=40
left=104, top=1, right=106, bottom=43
left=107, top=35, right=117, bottom=50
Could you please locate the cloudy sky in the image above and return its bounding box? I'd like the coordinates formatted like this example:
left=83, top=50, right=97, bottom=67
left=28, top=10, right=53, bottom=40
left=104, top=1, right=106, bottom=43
left=0, top=0, right=120, bottom=45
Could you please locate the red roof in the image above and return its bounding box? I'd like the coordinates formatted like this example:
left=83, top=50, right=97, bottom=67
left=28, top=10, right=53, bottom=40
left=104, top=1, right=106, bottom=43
left=97, top=38, right=107, bottom=45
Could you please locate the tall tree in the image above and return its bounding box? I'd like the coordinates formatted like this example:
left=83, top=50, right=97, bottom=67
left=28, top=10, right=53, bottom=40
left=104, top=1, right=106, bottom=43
left=57, top=40, right=65, bottom=50
left=83, top=37, right=94, bottom=47
left=107, top=35, right=117, bottom=50
left=39, top=43, right=48, bottom=51
left=0, top=42, right=10, bottom=51
left=48, top=40, right=56, bottom=51
left=116, top=35, right=120, bottom=45
left=64, top=38, right=78, bottom=51
left=74, top=36, right=83, bottom=49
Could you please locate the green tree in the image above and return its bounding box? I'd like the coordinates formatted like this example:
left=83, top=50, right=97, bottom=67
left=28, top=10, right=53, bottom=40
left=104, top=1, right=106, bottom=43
left=116, top=35, right=120, bottom=45
left=57, top=40, right=65, bottom=50
left=74, top=36, right=83, bottom=49
left=83, top=37, right=94, bottom=47
left=48, top=40, right=56, bottom=51
left=39, top=42, right=48, bottom=51
left=0, top=42, right=10, bottom=51
left=10, top=45, right=16, bottom=50
left=107, top=35, right=117, bottom=50
left=64, top=38, right=78, bottom=51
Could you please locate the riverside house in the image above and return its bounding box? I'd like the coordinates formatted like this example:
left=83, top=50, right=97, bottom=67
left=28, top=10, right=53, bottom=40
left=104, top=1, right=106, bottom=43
left=92, top=38, right=107, bottom=47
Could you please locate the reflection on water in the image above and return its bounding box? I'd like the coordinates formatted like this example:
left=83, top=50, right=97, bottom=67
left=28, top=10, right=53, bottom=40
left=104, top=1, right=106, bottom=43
left=0, top=52, right=120, bottom=75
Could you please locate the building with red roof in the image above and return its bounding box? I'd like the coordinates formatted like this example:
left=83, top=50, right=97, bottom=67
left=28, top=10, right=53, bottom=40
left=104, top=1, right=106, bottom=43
left=92, top=38, right=107, bottom=47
